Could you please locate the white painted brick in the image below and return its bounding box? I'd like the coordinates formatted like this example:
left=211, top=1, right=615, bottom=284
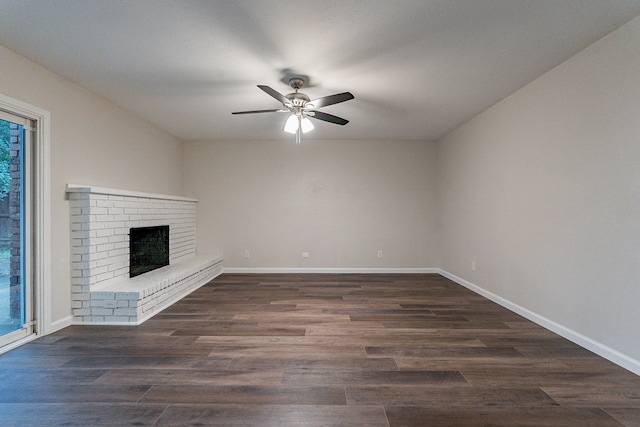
left=70, top=222, right=84, bottom=231
left=114, top=290, right=139, bottom=299
left=109, top=235, right=125, bottom=243
left=91, top=265, right=109, bottom=276
left=90, top=299, right=110, bottom=307
left=90, top=207, right=109, bottom=215
left=96, top=200, right=114, bottom=208
left=111, top=222, right=126, bottom=230
left=106, top=316, right=131, bottom=323
left=68, top=231, right=88, bottom=243
left=92, top=292, right=115, bottom=300
left=92, top=308, right=114, bottom=316
left=92, top=236, right=110, bottom=246
left=108, top=207, right=124, bottom=215
left=96, top=228, right=114, bottom=238
left=114, top=308, right=138, bottom=316
left=102, top=300, right=117, bottom=309
left=89, top=222, right=108, bottom=231
left=110, top=267, right=128, bottom=278
left=70, top=269, right=86, bottom=279
left=71, top=277, right=91, bottom=286
left=96, top=243, right=115, bottom=252
left=95, top=271, right=115, bottom=283
left=72, top=285, right=90, bottom=294
left=68, top=188, right=211, bottom=325
left=91, top=250, right=111, bottom=261
left=108, top=248, right=125, bottom=258
left=71, top=259, right=89, bottom=269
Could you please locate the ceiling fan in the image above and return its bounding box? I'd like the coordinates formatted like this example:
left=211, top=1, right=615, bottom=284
left=232, top=78, right=354, bottom=144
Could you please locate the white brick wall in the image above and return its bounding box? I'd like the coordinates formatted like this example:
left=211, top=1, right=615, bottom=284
left=66, top=185, right=222, bottom=325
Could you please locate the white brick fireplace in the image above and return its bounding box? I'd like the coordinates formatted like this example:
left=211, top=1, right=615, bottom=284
left=66, top=184, right=222, bottom=324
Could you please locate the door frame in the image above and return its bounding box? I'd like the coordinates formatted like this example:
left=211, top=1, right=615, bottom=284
left=0, top=92, right=51, bottom=353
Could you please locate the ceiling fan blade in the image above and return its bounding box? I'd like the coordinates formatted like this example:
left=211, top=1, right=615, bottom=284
left=257, top=85, right=291, bottom=106
left=308, top=110, right=349, bottom=126
left=232, top=109, right=282, bottom=115
left=307, top=92, right=354, bottom=109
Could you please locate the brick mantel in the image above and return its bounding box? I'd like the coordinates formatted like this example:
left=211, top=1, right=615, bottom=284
left=66, top=184, right=198, bottom=202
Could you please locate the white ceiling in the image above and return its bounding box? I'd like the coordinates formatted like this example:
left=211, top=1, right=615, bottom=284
left=1, top=0, right=640, bottom=141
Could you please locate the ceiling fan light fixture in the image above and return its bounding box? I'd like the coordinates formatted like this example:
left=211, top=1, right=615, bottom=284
left=300, top=117, right=314, bottom=133
left=284, top=115, right=314, bottom=135
left=283, top=114, right=298, bottom=134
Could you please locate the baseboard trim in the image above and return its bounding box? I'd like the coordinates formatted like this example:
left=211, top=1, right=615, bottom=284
left=49, top=315, right=73, bottom=333
left=0, top=334, right=40, bottom=355
left=223, top=267, right=440, bottom=274
left=438, top=269, right=640, bottom=376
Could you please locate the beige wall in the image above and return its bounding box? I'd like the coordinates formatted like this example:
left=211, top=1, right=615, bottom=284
left=184, top=139, right=438, bottom=269
left=437, top=16, right=640, bottom=362
left=0, top=45, right=184, bottom=325
left=3, top=14, right=639, bottom=371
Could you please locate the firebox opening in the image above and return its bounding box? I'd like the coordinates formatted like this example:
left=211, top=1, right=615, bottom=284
left=129, top=225, right=169, bottom=278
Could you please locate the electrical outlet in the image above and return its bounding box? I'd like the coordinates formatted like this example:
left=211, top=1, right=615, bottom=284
left=377, top=250, right=383, bottom=259
left=302, top=252, right=310, bottom=258
left=244, top=250, right=251, bottom=258
left=471, top=261, right=476, bottom=271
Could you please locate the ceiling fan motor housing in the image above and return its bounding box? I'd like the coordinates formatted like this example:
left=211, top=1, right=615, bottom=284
left=285, top=78, right=310, bottom=107
left=285, top=92, right=310, bottom=107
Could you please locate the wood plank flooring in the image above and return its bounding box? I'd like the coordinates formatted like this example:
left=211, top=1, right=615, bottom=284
left=0, top=273, right=638, bottom=426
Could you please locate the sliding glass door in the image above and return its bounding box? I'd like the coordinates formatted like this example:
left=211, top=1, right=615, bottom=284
left=0, top=112, right=35, bottom=348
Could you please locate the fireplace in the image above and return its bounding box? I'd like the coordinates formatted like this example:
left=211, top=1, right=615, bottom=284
left=129, top=225, right=170, bottom=278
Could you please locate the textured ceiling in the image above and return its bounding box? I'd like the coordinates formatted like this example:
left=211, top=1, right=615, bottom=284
left=1, top=0, right=640, bottom=141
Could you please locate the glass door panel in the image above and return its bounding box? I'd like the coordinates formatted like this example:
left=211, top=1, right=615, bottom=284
left=0, top=114, right=33, bottom=348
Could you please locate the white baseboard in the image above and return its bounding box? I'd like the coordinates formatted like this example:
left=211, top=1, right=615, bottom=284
left=49, top=315, right=73, bottom=333
left=438, top=269, right=640, bottom=376
left=0, top=334, right=39, bottom=355
left=223, top=267, right=439, bottom=274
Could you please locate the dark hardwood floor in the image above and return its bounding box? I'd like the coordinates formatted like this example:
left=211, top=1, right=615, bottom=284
left=0, top=273, right=638, bottom=426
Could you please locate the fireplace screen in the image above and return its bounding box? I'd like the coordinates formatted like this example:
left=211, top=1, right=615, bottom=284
left=129, top=225, right=169, bottom=278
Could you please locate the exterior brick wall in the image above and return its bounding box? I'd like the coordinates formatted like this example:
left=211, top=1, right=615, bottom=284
left=9, top=123, right=21, bottom=321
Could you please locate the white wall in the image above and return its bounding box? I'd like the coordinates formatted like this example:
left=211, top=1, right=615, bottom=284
left=184, top=139, right=438, bottom=270
left=437, top=16, right=640, bottom=366
left=0, top=45, right=184, bottom=327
